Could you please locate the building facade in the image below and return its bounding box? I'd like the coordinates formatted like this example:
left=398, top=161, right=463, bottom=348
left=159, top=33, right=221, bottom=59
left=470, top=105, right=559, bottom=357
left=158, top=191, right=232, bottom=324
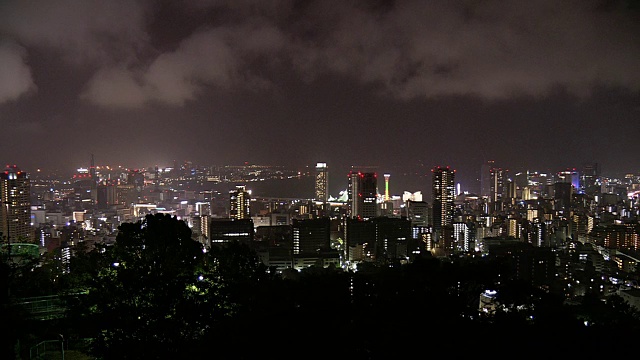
left=432, top=166, right=455, bottom=230
left=315, top=162, right=328, bottom=203
left=0, top=165, right=32, bottom=243
left=229, top=185, right=250, bottom=219
left=348, top=171, right=378, bottom=220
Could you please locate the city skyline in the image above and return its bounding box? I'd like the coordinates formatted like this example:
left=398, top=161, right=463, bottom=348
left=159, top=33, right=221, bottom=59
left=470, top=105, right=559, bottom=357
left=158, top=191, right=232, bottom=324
left=0, top=1, right=638, bottom=187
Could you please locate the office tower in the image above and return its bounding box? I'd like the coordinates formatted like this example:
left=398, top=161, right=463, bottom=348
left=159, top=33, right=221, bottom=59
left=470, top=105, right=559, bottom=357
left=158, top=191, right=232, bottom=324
left=229, top=185, right=250, bottom=219
left=480, top=160, right=494, bottom=198
left=453, top=222, right=467, bottom=252
left=506, top=179, right=517, bottom=201
left=315, top=162, right=328, bottom=203
left=90, top=154, right=97, bottom=206
left=344, top=217, right=376, bottom=263
left=0, top=165, right=32, bottom=243
left=348, top=170, right=378, bottom=220
left=96, top=181, right=118, bottom=210
left=490, top=167, right=508, bottom=212
left=192, top=214, right=210, bottom=247
left=154, top=164, right=161, bottom=190
left=515, top=171, right=528, bottom=190
left=372, top=216, right=411, bottom=261
left=432, top=166, right=455, bottom=231
left=554, top=182, right=572, bottom=213
left=195, top=202, right=211, bottom=216
left=292, top=218, right=331, bottom=255
left=581, top=162, right=600, bottom=195
left=406, top=200, right=430, bottom=227
left=209, top=218, right=254, bottom=245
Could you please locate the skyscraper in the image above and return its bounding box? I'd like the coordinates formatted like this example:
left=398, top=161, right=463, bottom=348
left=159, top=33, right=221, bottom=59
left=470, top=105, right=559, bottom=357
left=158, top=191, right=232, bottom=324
left=432, top=166, right=455, bottom=230
left=315, top=162, right=328, bottom=203
left=581, top=162, right=600, bottom=195
left=229, top=185, right=250, bottom=219
left=0, top=165, right=32, bottom=243
left=348, top=170, right=378, bottom=220
left=490, top=167, right=508, bottom=213
left=90, top=154, right=97, bottom=207
left=480, top=160, right=494, bottom=198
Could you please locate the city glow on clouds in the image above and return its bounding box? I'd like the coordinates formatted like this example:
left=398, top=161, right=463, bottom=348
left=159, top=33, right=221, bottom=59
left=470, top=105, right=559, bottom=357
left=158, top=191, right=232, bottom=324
left=0, top=0, right=638, bottom=179
left=0, top=0, right=639, bottom=107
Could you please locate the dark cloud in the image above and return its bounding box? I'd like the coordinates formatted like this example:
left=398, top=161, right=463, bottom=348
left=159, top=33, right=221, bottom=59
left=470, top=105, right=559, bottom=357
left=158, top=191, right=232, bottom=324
left=0, top=0, right=638, bottom=187
left=0, top=0, right=148, bottom=63
left=2, top=0, right=639, bottom=107
left=286, top=0, right=640, bottom=99
left=0, top=41, right=35, bottom=103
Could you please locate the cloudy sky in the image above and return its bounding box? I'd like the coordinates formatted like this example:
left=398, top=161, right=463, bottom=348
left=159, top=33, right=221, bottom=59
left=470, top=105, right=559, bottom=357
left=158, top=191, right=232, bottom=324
left=0, top=0, right=638, bottom=193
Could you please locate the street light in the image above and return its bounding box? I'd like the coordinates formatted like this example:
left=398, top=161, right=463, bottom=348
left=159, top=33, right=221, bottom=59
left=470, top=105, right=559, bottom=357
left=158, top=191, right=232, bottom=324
left=59, top=334, right=65, bottom=360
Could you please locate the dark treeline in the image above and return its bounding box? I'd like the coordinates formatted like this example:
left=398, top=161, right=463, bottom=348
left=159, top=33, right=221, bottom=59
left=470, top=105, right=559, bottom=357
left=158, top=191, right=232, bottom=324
left=2, top=214, right=639, bottom=359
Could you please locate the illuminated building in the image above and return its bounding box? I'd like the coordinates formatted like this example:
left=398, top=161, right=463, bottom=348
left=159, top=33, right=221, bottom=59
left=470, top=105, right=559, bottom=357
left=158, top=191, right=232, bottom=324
left=192, top=214, right=210, bottom=247
left=90, top=153, right=97, bottom=206
left=0, top=165, right=32, bottom=243
left=195, top=201, right=211, bottom=216
left=432, top=166, right=455, bottom=230
left=486, top=241, right=555, bottom=288
left=384, top=173, right=390, bottom=201
left=209, top=218, right=254, bottom=244
left=480, top=160, right=494, bottom=198
left=229, top=185, right=250, bottom=220
left=97, top=181, right=118, bottom=210
left=348, top=170, right=378, bottom=220
left=553, top=182, right=572, bottom=213
left=315, top=162, right=328, bottom=203
left=581, top=162, right=600, bottom=195
left=406, top=200, right=430, bottom=227
left=453, top=222, right=467, bottom=252
left=292, top=217, right=330, bottom=255
left=345, top=217, right=376, bottom=262
left=479, top=289, right=498, bottom=316
left=507, top=218, right=519, bottom=239
left=403, top=191, right=423, bottom=202
left=372, top=216, right=411, bottom=261
left=556, top=169, right=580, bottom=192
left=490, top=166, right=508, bottom=212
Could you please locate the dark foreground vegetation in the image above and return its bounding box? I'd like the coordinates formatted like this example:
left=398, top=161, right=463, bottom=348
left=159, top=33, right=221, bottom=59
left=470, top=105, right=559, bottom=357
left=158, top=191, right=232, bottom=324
left=2, top=214, right=640, bottom=359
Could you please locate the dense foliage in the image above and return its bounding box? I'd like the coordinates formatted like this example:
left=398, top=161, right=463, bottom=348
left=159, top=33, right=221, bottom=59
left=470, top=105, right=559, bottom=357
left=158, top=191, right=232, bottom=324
left=3, top=213, right=640, bottom=358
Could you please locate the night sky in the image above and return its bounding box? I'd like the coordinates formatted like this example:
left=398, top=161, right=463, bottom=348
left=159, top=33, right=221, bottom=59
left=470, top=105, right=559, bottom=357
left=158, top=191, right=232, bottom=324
left=0, top=0, right=639, bottom=194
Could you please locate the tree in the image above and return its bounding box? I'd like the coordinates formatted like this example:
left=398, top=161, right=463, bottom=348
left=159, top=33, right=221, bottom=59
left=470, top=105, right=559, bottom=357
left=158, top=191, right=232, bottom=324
left=67, top=214, right=230, bottom=359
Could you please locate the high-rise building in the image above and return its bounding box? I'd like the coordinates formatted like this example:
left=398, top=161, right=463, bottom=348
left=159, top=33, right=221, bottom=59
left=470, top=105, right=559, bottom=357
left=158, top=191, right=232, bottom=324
left=292, top=217, right=331, bottom=255
left=406, top=200, right=430, bottom=227
left=0, top=165, right=32, bottom=243
left=90, top=154, right=97, bottom=206
left=490, top=167, right=508, bottom=212
left=432, top=166, right=455, bottom=231
left=348, top=170, right=378, bottom=220
left=96, top=181, right=118, bottom=210
left=192, top=214, right=210, bottom=247
left=581, top=162, right=600, bottom=195
left=480, top=160, right=494, bottom=198
left=554, top=182, right=572, bottom=213
left=229, top=185, right=250, bottom=219
left=315, top=162, right=329, bottom=203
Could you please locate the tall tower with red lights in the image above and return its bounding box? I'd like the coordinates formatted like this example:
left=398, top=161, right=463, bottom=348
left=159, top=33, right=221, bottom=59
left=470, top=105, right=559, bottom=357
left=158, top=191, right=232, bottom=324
left=348, top=170, right=378, bottom=220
